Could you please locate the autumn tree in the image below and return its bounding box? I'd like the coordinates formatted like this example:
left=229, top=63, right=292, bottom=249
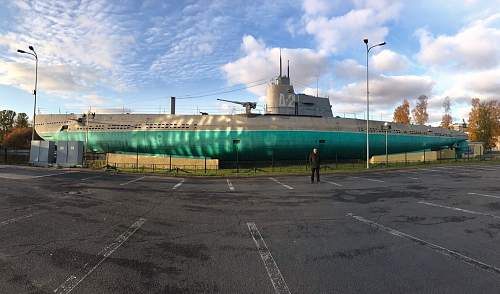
left=393, top=99, right=411, bottom=124
left=468, top=98, right=500, bottom=150
left=2, top=128, right=33, bottom=149
left=0, top=110, right=16, bottom=142
left=15, top=113, right=29, bottom=128
left=412, top=95, right=429, bottom=125
left=440, top=96, right=453, bottom=129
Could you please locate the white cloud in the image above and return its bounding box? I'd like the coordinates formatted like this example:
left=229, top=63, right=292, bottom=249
left=221, top=35, right=329, bottom=96
left=440, top=69, right=500, bottom=99
left=416, top=13, right=500, bottom=70
left=302, top=0, right=334, bottom=15
left=334, top=59, right=366, bottom=81
left=303, top=0, right=401, bottom=54
left=0, top=60, right=107, bottom=95
left=0, top=0, right=137, bottom=95
left=330, top=74, right=434, bottom=106
left=371, top=49, right=409, bottom=72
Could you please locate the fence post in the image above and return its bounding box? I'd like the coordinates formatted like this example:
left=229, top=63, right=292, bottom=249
left=169, top=154, right=172, bottom=171
left=271, top=151, right=274, bottom=172
left=136, top=146, right=139, bottom=172
left=204, top=157, right=207, bottom=174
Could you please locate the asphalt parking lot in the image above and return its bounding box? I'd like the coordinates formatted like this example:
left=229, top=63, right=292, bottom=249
left=0, top=163, right=500, bottom=293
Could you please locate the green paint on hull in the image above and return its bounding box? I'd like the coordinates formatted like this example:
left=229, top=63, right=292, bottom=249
left=40, top=130, right=465, bottom=161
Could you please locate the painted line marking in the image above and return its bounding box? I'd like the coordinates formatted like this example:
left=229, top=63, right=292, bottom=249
left=468, top=192, right=500, bottom=200
left=0, top=213, right=38, bottom=227
left=406, top=171, right=419, bottom=175
left=470, top=167, right=497, bottom=171
left=172, top=178, right=185, bottom=190
left=324, top=180, right=343, bottom=187
left=80, top=175, right=101, bottom=181
left=419, top=201, right=500, bottom=220
left=32, top=171, right=78, bottom=179
left=247, top=222, right=291, bottom=294
left=53, top=218, right=146, bottom=294
left=119, top=176, right=146, bottom=186
left=407, top=177, right=419, bottom=180
left=227, top=179, right=235, bottom=191
left=418, top=168, right=441, bottom=172
left=269, top=177, right=294, bottom=190
left=348, top=213, right=500, bottom=276
left=351, top=176, right=384, bottom=183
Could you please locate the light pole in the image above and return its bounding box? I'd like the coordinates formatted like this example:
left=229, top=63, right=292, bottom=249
left=363, top=39, right=386, bottom=169
left=383, top=122, right=391, bottom=166
left=17, top=46, right=38, bottom=141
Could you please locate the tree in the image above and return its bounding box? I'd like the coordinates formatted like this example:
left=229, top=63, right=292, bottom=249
left=2, top=128, right=33, bottom=149
left=412, top=95, right=429, bottom=125
left=393, top=99, right=411, bottom=124
left=468, top=98, right=500, bottom=150
left=15, top=113, right=29, bottom=128
left=440, top=96, right=453, bottom=129
left=0, top=110, right=16, bottom=142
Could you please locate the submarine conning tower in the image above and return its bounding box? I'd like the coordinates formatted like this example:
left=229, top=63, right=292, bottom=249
left=265, top=51, right=333, bottom=117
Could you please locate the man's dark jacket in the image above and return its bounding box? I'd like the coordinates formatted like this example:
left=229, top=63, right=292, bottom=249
left=309, top=152, right=320, bottom=168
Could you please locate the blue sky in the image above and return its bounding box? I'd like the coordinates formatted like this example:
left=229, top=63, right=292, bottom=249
left=0, top=0, right=499, bottom=124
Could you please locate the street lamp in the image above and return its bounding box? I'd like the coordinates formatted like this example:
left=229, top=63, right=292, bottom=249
left=17, top=46, right=38, bottom=141
left=383, top=122, right=391, bottom=166
left=363, top=39, right=386, bottom=169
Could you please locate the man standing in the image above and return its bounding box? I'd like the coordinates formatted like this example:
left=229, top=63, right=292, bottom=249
left=309, top=148, right=320, bottom=183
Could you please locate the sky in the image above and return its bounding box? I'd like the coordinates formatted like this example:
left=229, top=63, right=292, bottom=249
left=0, top=0, right=499, bottom=125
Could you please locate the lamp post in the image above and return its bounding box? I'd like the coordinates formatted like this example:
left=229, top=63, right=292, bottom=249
left=383, top=122, right=391, bottom=166
left=363, top=39, right=386, bottom=169
left=17, top=46, right=38, bottom=141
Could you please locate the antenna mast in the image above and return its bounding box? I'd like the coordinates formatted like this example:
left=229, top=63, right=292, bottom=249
left=287, top=60, right=289, bottom=78
left=279, top=48, right=282, bottom=77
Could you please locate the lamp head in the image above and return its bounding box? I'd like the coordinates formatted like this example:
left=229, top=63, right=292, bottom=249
left=28, top=45, right=34, bottom=51
left=17, top=49, right=26, bottom=53
left=379, top=42, right=386, bottom=46
left=363, top=39, right=368, bottom=44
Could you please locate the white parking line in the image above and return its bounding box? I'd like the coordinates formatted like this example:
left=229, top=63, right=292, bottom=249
left=119, top=176, right=146, bottom=186
left=269, top=177, right=294, bottom=190
left=247, top=222, right=291, bottom=294
left=418, top=168, right=441, bottom=172
left=54, top=218, right=146, bottom=294
left=419, top=201, right=500, bottom=220
left=468, top=192, right=500, bottom=199
left=0, top=213, right=38, bottom=227
left=172, top=178, right=185, bottom=190
left=351, top=176, right=385, bottom=183
left=348, top=213, right=500, bottom=276
left=80, top=175, right=101, bottom=181
left=470, top=167, right=497, bottom=171
left=406, top=171, right=419, bottom=175
left=32, top=171, right=78, bottom=178
left=227, top=179, right=235, bottom=191
left=324, top=180, right=343, bottom=187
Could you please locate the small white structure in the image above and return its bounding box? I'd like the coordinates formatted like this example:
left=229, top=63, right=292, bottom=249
left=30, top=140, right=56, bottom=166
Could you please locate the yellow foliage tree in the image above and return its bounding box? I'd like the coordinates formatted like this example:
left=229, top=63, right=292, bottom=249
left=412, top=95, right=429, bottom=125
left=393, top=99, right=411, bottom=124
left=468, top=98, right=499, bottom=150
left=440, top=96, right=452, bottom=129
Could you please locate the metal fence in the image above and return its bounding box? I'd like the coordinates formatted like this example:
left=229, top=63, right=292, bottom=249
left=0, top=148, right=30, bottom=164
